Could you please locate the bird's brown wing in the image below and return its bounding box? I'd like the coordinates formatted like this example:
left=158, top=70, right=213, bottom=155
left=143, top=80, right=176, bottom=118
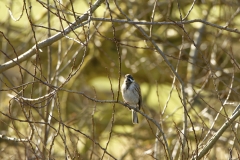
left=134, top=82, right=142, bottom=110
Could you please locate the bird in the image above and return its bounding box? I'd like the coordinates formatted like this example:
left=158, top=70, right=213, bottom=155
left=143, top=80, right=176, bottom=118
left=121, top=74, right=142, bottom=124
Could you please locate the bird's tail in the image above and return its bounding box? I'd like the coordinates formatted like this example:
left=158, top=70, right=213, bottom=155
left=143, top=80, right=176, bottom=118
left=132, top=110, right=139, bottom=124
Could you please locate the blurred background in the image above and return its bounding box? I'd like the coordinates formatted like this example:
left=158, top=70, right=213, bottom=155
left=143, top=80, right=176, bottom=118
left=1, top=0, right=240, bottom=159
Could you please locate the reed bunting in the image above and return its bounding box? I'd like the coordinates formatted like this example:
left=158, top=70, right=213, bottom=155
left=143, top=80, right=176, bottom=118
left=121, top=74, right=142, bottom=124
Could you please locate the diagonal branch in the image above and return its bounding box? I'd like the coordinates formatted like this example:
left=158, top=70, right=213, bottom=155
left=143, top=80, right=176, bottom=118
left=194, top=104, right=240, bottom=160
left=0, top=0, right=105, bottom=73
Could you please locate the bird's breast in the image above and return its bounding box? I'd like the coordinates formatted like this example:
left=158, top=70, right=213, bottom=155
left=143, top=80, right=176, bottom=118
left=122, top=83, right=139, bottom=105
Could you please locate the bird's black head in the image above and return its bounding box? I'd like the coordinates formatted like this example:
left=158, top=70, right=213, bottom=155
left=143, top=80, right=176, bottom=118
left=124, top=74, right=134, bottom=89
left=125, top=74, right=134, bottom=83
